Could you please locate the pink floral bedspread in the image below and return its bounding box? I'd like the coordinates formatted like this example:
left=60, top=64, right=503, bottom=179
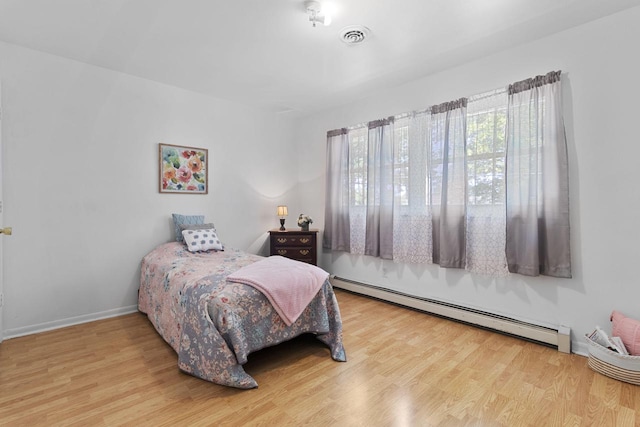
left=138, top=242, right=346, bottom=389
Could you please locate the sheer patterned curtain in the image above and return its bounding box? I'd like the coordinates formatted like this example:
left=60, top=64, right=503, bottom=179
left=348, top=126, right=367, bottom=255
left=392, top=112, right=433, bottom=264
left=505, top=70, right=571, bottom=278
left=465, top=90, right=509, bottom=275
left=323, top=128, right=350, bottom=251
left=430, top=99, right=467, bottom=268
left=365, top=118, right=394, bottom=259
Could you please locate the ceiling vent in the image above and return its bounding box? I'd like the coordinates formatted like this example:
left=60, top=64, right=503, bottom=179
left=339, top=26, right=370, bottom=45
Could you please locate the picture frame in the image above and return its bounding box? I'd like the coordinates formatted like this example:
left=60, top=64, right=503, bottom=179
left=159, top=143, right=208, bottom=194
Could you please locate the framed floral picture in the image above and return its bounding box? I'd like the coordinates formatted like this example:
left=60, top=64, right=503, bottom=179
left=159, top=143, right=208, bottom=194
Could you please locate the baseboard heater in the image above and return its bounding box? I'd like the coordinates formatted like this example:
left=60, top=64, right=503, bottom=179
left=331, top=276, right=571, bottom=354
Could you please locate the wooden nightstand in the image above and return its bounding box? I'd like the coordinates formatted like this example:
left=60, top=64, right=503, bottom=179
left=269, top=229, right=318, bottom=265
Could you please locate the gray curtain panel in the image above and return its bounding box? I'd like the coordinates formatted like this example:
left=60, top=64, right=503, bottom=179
left=505, top=70, right=572, bottom=278
left=429, top=99, right=468, bottom=268
left=323, top=128, right=351, bottom=251
left=365, top=118, right=394, bottom=259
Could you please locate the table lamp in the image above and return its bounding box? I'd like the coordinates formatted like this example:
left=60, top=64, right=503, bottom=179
left=277, top=205, right=288, bottom=230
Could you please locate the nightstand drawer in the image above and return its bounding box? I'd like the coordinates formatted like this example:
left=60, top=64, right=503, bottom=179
left=273, top=247, right=314, bottom=259
left=269, top=229, right=318, bottom=266
left=272, top=235, right=314, bottom=246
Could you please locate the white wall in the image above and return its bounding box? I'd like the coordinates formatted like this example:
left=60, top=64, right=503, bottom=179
left=3, top=7, right=638, bottom=354
left=0, top=41, right=302, bottom=337
left=296, top=7, right=640, bottom=354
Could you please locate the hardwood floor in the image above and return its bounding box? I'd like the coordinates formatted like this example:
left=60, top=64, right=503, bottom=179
left=1, top=289, right=638, bottom=426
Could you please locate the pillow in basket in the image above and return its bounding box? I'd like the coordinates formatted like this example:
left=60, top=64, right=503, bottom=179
left=611, top=310, right=640, bottom=356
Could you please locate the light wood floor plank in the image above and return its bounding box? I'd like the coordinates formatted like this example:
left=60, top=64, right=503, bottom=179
left=1, top=289, right=639, bottom=426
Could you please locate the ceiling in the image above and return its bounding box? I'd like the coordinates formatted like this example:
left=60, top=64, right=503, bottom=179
left=0, top=0, right=638, bottom=116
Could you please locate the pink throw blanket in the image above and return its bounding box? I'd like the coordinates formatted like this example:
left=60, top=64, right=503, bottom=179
left=226, top=256, right=329, bottom=326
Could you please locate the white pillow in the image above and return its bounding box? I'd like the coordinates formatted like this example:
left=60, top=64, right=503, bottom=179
left=181, top=228, right=223, bottom=252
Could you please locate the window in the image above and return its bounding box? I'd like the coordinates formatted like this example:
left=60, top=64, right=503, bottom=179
left=325, top=71, right=570, bottom=278
left=393, top=122, right=410, bottom=207
left=466, top=105, right=506, bottom=206
left=348, top=127, right=367, bottom=207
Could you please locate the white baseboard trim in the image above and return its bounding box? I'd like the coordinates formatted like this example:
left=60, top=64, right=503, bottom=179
left=332, top=276, right=572, bottom=354
left=2, top=305, right=139, bottom=341
left=572, top=341, right=589, bottom=357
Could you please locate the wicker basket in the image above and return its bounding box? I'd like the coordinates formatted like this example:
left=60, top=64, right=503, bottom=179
left=586, top=337, right=640, bottom=385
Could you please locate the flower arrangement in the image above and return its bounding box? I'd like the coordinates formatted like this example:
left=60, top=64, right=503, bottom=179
left=298, top=214, right=313, bottom=230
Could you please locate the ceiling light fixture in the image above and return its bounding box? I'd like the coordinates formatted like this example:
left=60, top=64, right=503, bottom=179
left=305, top=1, right=331, bottom=27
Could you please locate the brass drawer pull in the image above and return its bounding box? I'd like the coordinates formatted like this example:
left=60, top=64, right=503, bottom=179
left=299, top=238, right=310, bottom=244
left=277, top=249, right=288, bottom=255
left=299, top=250, right=310, bottom=256
left=277, top=238, right=287, bottom=243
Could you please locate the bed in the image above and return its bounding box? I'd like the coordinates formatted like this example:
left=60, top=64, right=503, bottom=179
left=138, top=241, right=346, bottom=389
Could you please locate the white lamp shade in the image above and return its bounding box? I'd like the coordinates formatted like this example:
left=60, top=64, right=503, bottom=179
left=277, top=206, right=288, bottom=217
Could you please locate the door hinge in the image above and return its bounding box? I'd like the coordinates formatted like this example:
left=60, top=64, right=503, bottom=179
left=0, top=293, right=4, bottom=308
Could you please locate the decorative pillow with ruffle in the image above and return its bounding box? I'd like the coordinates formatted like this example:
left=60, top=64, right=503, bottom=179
left=611, top=310, right=640, bottom=356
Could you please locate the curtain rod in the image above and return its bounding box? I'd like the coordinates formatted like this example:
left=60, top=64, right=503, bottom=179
left=334, top=88, right=508, bottom=134
left=329, top=70, right=558, bottom=135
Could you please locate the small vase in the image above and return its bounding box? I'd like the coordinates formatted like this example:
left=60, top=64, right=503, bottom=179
left=300, top=224, right=309, bottom=231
